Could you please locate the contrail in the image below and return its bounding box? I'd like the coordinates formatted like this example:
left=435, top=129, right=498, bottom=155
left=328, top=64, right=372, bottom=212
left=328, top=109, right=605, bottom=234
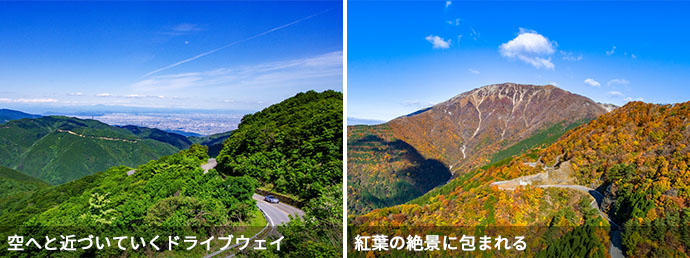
left=143, top=8, right=333, bottom=78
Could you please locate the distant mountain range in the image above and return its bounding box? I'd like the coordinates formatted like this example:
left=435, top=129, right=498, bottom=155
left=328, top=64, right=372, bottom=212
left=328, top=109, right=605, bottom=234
left=348, top=83, right=615, bottom=214
left=0, top=90, right=343, bottom=257
left=0, top=111, right=231, bottom=185
left=0, top=109, right=41, bottom=123
left=347, top=117, right=385, bottom=126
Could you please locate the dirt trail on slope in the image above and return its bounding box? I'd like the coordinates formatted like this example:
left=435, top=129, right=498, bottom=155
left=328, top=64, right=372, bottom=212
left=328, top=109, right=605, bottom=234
left=56, top=129, right=138, bottom=143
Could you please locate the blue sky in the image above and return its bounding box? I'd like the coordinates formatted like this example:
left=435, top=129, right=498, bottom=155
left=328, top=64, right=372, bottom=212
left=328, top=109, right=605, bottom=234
left=348, top=1, right=690, bottom=121
left=0, top=1, right=342, bottom=113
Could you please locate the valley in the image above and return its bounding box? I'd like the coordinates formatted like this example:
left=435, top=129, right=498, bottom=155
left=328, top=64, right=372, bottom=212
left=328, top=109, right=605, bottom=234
left=349, top=88, right=690, bottom=257
left=0, top=90, right=343, bottom=258
left=348, top=83, right=610, bottom=214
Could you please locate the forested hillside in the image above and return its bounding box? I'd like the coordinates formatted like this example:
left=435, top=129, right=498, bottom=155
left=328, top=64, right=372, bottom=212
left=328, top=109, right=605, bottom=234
left=217, top=90, right=343, bottom=200
left=347, top=84, right=609, bottom=214
left=0, top=116, right=181, bottom=184
left=0, top=144, right=261, bottom=257
left=189, top=131, right=232, bottom=157
left=0, top=166, right=49, bottom=199
left=347, top=124, right=450, bottom=214
left=539, top=101, right=690, bottom=257
left=350, top=101, right=690, bottom=257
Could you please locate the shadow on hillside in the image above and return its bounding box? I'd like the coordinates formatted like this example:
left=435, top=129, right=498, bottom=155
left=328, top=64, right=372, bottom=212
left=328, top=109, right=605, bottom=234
left=350, top=134, right=451, bottom=211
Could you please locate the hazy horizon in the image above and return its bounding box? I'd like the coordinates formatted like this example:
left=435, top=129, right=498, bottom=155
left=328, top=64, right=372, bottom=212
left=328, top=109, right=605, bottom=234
left=0, top=1, right=343, bottom=112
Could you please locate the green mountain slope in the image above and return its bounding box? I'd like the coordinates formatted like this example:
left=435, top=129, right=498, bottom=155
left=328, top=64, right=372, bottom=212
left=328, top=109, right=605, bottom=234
left=120, top=125, right=193, bottom=149
left=189, top=131, right=232, bottom=157
left=0, top=116, right=180, bottom=184
left=0, top=166, right=49, bottom=199
left=0, top=144, right=260, bottom=257
left=217, top=90, right=343, bottom=201
left=0, top=109, right=40, bottom=124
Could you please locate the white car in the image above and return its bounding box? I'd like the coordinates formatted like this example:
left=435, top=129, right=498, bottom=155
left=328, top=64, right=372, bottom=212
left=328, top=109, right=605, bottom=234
left=264, top=195, right=280, bottom=203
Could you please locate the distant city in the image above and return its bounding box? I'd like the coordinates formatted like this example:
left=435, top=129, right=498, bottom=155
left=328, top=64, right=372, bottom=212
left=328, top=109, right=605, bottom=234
left=73, top=112, right=244, bottom=136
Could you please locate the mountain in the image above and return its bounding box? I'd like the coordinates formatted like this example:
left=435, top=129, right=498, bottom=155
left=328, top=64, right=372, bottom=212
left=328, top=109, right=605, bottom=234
left=0, top=166, right=49, bottom=199
left=0, top=91, right=343, bottom=257
left=0, top=144, right=260, bottom=257
left=189, top=131, right=232, bottom=157
left=351, top=101, right=690, bottom=257
left=348, top=83, right=610, bottom=214
left=120, top=124, right=194, bottom=149
left=216, top=90, right=343, bottom=258
left=164, top=129, right=203, bottom=137
left=217, top=90, right=343, bottom=201
left=0, top=116, right=181, bottom=184
left=347, top=117, right=385, bottom=125
left=0, top=109, right=40, bottom=123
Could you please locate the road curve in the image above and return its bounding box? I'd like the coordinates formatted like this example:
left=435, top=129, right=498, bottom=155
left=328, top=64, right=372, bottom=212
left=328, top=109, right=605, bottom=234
left=536, top=185, right=624, bottom=258
left=201, top=158, right=217, bottom=174
left=253, top=194, right=305, bottom=226
left=493, top=180, right=624, bottom=258
left=199, top=158, right=305, bottom=257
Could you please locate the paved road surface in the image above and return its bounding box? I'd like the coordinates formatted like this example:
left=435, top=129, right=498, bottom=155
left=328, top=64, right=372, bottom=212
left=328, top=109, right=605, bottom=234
left=203, top=194, right=304, bottom=258
left=201, top=158, right=217, bottom=174
left=199, top=157, right=304, bottom=257
left=494, top=179, right=624, bottom=258
left=253, top=194, right=305, bottom=226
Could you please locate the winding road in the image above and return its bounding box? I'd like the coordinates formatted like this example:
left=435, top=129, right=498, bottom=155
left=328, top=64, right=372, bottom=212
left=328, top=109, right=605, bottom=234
left=492, top=179, right=624, bottom=258
left=198, top=158, right=305, bottom=258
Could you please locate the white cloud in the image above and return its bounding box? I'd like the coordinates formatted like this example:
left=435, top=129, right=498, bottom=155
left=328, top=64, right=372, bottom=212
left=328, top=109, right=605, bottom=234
left=468, top=69, right=480, bottom=74
left=608, top=91, right=624, bottom=97
left=124, top=94, right=166, bottom=99
left=624, top=97, right=644, bottom=102
left=131, top=51, right=343, bottom=92
left=549, top=82, right=559, bottom=87
left=584, top=78, right=601, bottom=87
left=606, top=46, right=616, bottom=56
left=96, top=93, right=111, bottom=97
left=0, top=98, right=58, bottom=103
left=470, top=27, right=480, bottom=40
left=445, top=0, right=452, bottom=8
left=560, top=51, right=583, bottom=61
left=68, top=92, right=84, bottom=96
left=425, top=35, right=451, bottom=49
left=499, top=28, right=556, bottom=70
left=446, top=18, right=461, bottom=26
left=607, top=79, right=629, bottom=86
left=631, top=54, right=637, bottom=59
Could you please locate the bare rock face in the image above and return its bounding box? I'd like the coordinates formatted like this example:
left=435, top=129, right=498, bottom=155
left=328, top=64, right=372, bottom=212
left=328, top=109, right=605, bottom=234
left=387, top=83, right=608, bottom=175
left=347, top=83, right=610, bottom=214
